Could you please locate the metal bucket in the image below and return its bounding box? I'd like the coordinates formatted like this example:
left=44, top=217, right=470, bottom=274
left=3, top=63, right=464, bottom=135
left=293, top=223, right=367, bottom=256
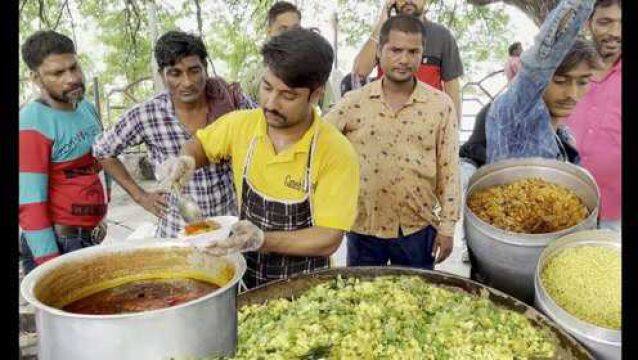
left=238, top=267, right=594, bottom=359
left=535, top=230, right=621, bottom=360
left=20, top=241, right=247, bottom=360
left=464, top=158, right=599, bottom=303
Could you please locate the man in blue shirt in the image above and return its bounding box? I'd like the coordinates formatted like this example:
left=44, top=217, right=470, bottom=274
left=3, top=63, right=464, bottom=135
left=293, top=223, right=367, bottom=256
left=458, top=0, right=601, bottom=266
left=486, top=0, right=600, bottom=164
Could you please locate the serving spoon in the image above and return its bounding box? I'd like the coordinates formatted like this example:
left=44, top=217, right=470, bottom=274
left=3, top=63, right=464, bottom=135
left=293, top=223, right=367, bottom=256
left=172, top=183, right=204, bottom=224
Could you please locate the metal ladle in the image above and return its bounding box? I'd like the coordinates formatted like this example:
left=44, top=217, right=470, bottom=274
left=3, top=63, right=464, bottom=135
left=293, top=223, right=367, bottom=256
left=172, top=183, right=204, bottom=223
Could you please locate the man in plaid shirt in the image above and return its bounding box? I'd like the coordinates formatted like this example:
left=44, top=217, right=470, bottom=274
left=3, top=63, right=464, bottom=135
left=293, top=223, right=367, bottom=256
left=93, top=31, right=255, bottom=237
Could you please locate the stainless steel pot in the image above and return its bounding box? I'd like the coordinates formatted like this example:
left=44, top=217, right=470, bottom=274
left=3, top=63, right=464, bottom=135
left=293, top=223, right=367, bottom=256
left=464, top=158, right=599, bottom=303
left=535, top=230, right=621, bottom=360
left=20, top=241, right=247, bottom=360
left=238, top=267, right=594, bottom=359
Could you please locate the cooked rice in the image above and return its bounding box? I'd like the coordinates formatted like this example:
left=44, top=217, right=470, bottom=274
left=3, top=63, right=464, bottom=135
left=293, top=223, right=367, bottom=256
left=541, top=245, right=621, bottom=329
left=467, top=178, right=588, bottom=234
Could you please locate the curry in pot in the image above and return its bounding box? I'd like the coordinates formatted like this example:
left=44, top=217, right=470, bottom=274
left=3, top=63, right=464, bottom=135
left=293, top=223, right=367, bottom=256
left=63, top=278, right=220, bottom=315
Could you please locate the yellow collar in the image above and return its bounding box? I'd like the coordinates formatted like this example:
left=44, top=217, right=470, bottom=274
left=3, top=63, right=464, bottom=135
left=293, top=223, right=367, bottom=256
left=255, top=108, right=321, bottom=155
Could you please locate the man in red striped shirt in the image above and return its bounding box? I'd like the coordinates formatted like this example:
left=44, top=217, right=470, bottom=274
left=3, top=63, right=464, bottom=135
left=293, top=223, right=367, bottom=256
left=19, top=31, right=107, bottom=273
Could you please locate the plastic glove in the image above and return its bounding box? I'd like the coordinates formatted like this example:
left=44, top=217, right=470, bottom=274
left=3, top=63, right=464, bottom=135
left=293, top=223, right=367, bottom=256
left=199, top=220, right=265, bottom=256
left=157, top=155, right=196, bottom=191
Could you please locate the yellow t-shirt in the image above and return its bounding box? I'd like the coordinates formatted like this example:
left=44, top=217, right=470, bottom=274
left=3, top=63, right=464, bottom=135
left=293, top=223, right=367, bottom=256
left=196, top=108, right=360, bottom=231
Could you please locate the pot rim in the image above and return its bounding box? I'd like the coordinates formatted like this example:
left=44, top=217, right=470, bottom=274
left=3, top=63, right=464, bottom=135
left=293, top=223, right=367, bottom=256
left=534, top=230, right=621, bottom=344
left=20, top=241, right=247, bottom=320
left=464, top=157, right=600, bottom=246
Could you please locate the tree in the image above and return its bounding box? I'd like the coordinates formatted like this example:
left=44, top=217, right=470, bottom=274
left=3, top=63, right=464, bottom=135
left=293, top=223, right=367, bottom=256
left=18, top=0, right=530, bottom=112
left=466, top=0, right=559, bottom=25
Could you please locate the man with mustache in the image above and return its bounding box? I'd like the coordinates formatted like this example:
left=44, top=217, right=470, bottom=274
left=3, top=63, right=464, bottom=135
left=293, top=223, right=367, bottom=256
left=565, top=0, right=622, bottom=233
left=160, top=28, right=359, bottom=289
left=352, top=0, right=464, bottom=121
left=325, top=15, right=460, bottom=270
left=458, top=0, right=601, bottom=281
left=93, top=31, right=254, bottom=238
left=20, top=31, right=108, bottom=273
left=485, top=0, right=600, bottom=165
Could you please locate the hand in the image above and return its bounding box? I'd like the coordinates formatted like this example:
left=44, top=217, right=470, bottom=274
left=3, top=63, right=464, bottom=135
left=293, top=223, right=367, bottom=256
left=200, top=220, right=265, bottom=256
left=135, top=190, right=169, bottom=219
left=376, top=0, right=397, bottom=27
left=432, top=234, right=453, bottom=264
left=157, top=155, right=196, bottom=190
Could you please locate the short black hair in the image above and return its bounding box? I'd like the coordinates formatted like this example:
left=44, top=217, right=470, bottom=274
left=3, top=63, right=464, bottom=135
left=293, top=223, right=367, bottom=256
left=21, top=30, right=76, bottom=71
left=268, top=1, right=301, bottom=26
left=555, top=39, right=602, bottom=76
left=261, top=27, right=333, bottom=91
left=154, top=31, right=208, bottom=71
left=592, top=0, right=621, bottom=18
left=594, top=0, right=621, bottom=9
left=508, top=42, right=522, bottom=56
left=379, top=14, right=426, bottom=49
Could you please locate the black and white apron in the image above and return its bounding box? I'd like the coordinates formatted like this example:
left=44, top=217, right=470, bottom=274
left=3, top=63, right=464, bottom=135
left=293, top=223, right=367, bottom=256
left=240, top=134, right=329, bottom=289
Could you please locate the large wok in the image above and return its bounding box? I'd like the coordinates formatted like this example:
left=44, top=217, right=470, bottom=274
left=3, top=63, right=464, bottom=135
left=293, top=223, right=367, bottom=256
left=238, top=267, right=594, bottom=360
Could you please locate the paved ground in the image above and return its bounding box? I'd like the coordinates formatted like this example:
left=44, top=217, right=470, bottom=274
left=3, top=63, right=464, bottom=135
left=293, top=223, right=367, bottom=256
left=19, top=180, right=470, bottom=358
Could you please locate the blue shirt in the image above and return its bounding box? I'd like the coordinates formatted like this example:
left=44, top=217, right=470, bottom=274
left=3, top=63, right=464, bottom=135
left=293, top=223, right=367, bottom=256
left=486, top=0, right=594, bottom=164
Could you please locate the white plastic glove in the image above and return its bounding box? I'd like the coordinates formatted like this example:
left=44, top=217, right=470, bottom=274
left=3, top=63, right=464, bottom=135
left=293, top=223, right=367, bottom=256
left=157, top=155, right=196, bottom=191
left=199, top=220, right=265, bottom=256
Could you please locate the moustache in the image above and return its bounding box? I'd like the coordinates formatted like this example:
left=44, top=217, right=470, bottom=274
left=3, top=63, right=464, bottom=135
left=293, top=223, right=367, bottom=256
left=264, top=109, right=287, bottom=122
left=556, top=100, right=577, bottom=107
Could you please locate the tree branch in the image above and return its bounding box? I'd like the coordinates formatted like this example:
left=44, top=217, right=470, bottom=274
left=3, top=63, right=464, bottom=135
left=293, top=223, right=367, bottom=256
left=466, top=0, right=559, bottom=25
left=52, top=0, right=70, bottom=30
left=194, top=0, right=203, bottom=39
left=19, top=0, right=29, bottom=15
left=38, top=0, right=51, bottom=29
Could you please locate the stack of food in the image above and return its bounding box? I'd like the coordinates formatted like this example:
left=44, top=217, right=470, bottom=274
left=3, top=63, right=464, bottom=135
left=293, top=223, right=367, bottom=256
left=467, top=178, right=589, bottom=234
left=541, top=245, right=621, bottom=330
left=224, top=276, right=556, bottom=359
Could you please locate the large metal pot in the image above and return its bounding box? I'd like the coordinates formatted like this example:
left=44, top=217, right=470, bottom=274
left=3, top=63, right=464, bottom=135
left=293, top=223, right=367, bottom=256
left=238, top=267, right=594, bottom=359
left=20, top=241, right=247, bottom=360
left=464, top=158, right=599, bottom=303
left=535, top=230, right=621, bottom=360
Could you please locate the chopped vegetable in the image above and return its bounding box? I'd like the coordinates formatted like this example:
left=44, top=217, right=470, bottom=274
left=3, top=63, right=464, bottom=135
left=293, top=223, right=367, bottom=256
left=223, top=276, right=555, bottom=359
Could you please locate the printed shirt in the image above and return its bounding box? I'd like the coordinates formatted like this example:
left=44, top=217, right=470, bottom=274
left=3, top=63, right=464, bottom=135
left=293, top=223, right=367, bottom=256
left=324, top=79, right=460, bottom=238
left=566, top=60, right=622, bottom=220
left=19, top=99, right=107, bottom=264
left=486, top=0, right=594, bottom=164
left=196, top=108, right=360, bottom=231
left=376, top=20, right=464, bottom=90
left=93, top=91, right=254, bottom=237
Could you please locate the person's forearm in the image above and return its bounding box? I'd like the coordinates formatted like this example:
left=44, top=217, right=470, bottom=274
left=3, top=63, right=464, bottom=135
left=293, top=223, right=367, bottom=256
left=260, top=226, right=344, bottom=257
left=521, top=0, right=594, bottom=75
left=180, top=137, right=210, bottom=169
left=352, top=38, right=380, bottom=79
left=98, top=158, right=147, bottom=202
left=443, top=78, right=462, bottom=125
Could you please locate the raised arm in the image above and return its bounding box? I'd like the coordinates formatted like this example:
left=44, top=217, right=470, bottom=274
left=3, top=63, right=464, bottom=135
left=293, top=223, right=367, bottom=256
left=501, top=0, right=595, bottom=117
left=352, top=0, right=396, bottom=80
left=486, top=0, right=595, bottom=163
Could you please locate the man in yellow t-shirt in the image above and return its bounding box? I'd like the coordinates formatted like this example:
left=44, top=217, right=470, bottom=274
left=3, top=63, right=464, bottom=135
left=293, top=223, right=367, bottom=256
left=160, top=28, right=359, bottom=289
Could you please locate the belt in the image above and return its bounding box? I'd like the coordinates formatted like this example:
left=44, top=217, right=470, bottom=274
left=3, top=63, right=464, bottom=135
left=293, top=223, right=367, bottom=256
left=53, top=224, right=95, bottom=237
